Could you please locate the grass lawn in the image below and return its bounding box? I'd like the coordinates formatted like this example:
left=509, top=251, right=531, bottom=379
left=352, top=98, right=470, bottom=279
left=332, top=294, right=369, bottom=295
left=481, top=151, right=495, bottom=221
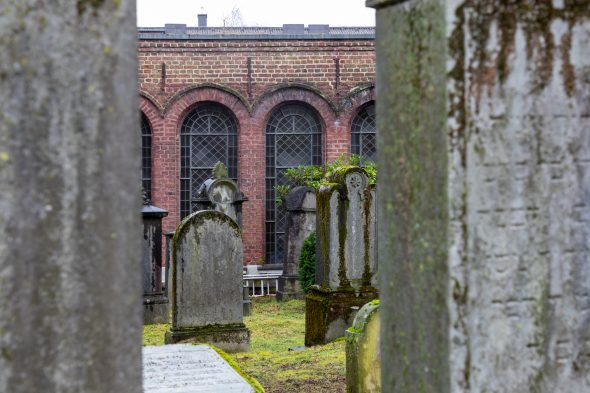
left=143, top=297, right=346, bottom=393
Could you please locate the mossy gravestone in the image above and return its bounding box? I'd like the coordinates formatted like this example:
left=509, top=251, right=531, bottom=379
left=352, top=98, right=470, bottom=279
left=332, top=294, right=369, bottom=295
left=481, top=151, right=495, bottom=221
left=165, top=210, right=250, bottom=352
left=346, top=301, right=380, bottom=393
left=305, top=167, right=377, bottom=346
left=277, top=186, right=317, bottom=301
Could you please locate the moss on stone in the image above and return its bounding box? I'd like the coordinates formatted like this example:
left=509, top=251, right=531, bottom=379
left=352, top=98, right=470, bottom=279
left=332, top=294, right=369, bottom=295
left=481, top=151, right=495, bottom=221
left=76, top=0, right=105, bottom=15
left=2, top=347, right=12, bottom=361
left=455, top=1, right=590, bottom=101
left=373, top=0, right=450, bottom=391
left=210, top=345, right=265, bottom=392
left=337, top=193, right=351, bottom=290
left=305, top=288, right=377, bottom=346
left=361, top=187, right=374, bottom=288
left=316, top=186, right=335, bottom=289
left=345, top=302, right=380, bottom=393
left=326, top=166, right=367, bottom=185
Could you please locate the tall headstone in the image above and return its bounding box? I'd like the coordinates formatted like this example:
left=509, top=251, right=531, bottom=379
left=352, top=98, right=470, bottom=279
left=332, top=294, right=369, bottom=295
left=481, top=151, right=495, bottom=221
left=142, top=194, right=169, bottom=324
left=277, top=186, right=317, bottom=301
left=166, top=210, right=250, bottom=352
left=368, top=0, right=590, bottom=391
left=193, top=162, right=247, bottom=226
left=305, top=167, right=377, bottom=346
left=0, top=1, right=141, bottom=392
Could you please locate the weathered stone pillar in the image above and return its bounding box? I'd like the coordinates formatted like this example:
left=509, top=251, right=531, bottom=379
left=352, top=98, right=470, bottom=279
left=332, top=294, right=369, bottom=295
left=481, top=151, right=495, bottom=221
left=142, top=201, right=169, bottom=324
left=368, top=0, right=590, bottom=391
left=0, top=1, right=141, bottom=392
left=277, top=186, right=316, bottom=301
left=305, top=167, right=377, bottom=346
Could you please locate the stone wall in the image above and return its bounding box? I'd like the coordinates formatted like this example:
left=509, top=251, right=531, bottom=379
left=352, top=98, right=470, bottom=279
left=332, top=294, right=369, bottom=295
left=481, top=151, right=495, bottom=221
left=370, top=0, right=590, bottom=391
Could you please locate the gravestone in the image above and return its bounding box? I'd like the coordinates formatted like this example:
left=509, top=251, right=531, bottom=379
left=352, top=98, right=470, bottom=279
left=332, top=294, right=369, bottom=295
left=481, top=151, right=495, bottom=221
left=277, top=186, right=317, bottom=301
left=0, top=1, right=141, bottom=393
left=193, top=162, right=247, bottom=226
left=143, top=344, right=256, bottom=393
left=368, top=0, right=590, bottom=391
left=142, top=193, right=169, bottom=324
left=305, top=167, right=377, bottom=346
left=165, top=230, right=175, bottom=293
left=346, top=300, right=380, bottom=393
left=166, top=210, right=250, bottom=352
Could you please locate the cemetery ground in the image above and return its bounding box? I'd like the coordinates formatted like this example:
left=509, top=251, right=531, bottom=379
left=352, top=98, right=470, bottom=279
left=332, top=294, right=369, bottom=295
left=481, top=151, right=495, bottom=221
left=144, top=297, right=346, bottom=392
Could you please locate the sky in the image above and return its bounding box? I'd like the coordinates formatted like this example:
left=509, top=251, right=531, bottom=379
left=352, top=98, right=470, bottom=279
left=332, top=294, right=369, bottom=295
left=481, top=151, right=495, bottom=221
left=137, top=0, right=375, bottom=27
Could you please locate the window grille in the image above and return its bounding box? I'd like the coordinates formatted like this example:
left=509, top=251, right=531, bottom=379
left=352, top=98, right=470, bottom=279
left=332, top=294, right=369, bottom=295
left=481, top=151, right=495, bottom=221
left=351, top=103, right=376, bottom=162
left=180, top=104, right=238, bottom=218
left=265, top=104, right=322, bottom=264
left=141, top=113, right=152, bottom=201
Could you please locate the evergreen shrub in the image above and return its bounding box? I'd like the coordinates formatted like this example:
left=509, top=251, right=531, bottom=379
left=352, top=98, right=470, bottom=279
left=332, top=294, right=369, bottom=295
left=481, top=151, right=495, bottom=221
left=298, top=231, right=316, bottom=293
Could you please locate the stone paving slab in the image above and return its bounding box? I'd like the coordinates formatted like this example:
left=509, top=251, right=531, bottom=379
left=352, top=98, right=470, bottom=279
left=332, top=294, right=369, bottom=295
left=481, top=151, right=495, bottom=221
left=143, top=344, right=254, bottom=393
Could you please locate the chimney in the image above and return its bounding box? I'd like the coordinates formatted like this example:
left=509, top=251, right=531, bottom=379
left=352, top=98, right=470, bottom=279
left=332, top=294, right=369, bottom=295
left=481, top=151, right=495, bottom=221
left=198, top=7, right=207, bottom=27
left=283, top=24, right=304, bottom=34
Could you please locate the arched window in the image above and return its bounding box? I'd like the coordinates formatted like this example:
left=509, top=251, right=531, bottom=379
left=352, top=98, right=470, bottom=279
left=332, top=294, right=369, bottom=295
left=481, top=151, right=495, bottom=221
left=180, top=103, right=238, bottom=218
left=141, top=113, right=152, bottom=201
left=351, top=103, right=376, bottom=162
left=265, top=103, right=323, bottom=264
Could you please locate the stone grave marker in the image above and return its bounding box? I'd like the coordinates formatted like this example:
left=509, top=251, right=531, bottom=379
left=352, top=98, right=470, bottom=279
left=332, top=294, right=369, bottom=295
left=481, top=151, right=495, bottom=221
left=346, top=301, right=380, bottom=393
left=143, top=344, right=255, bottom=393
left=277, top=186, right=317, bottom=301
left=193, top=162, right=246, bottom=226
left=142, top=192, right=169, bottom=324
left=305, top=167, right=377, bottom=346
left=166, top=210, right=250, bottom=352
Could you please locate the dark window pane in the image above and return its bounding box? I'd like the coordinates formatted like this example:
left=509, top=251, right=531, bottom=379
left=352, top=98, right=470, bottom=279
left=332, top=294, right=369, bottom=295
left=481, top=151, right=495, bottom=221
left=265, top=104, right=322, bottom=264
left=180, top=104, right=238, bottom=218
left=351, top=103, right=376, bottom=161
left=141, top=113, right=152, bottom=201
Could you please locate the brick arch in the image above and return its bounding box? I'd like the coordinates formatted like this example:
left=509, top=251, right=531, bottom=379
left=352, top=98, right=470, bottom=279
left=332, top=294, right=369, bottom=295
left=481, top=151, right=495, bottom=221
left=140, top=93, right=163, bottom=126
left=341, top=84, right=375, bottom=112
left=163, top=83, right=251, bottom=117
left=253, top=84, right=337, bottom=123
left=154, top=86, right=253, bottom=258
left=252, top=87, right=338, bottom=264
left=340, top=85, right=375, bottom=134
left=139, top=95, right=164, bottom=207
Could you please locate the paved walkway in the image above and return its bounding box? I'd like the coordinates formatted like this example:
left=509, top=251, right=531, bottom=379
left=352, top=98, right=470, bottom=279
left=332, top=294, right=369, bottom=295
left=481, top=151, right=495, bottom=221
left=143, top=344, right=254, bottom=393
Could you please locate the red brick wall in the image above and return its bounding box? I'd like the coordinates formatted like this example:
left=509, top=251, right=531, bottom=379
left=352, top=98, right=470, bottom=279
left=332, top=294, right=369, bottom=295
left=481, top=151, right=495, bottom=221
left=138, top=37, right=375, bottom=264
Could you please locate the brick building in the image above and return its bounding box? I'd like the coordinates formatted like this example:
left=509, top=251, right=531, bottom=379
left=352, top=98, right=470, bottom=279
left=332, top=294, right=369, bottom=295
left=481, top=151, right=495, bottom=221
left=138, top=22, right=376, bottom=265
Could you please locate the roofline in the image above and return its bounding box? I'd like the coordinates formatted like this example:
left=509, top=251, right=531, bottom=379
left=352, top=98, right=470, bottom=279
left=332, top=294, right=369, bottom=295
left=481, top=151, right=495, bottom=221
left=138, top=33, right=375, bottom=40
left=137, top=26, right=375, bottom=40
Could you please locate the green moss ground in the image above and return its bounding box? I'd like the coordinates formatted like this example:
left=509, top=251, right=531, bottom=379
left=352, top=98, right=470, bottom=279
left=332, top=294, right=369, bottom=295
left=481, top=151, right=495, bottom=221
left=143, top=297, right=346, bottom=393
